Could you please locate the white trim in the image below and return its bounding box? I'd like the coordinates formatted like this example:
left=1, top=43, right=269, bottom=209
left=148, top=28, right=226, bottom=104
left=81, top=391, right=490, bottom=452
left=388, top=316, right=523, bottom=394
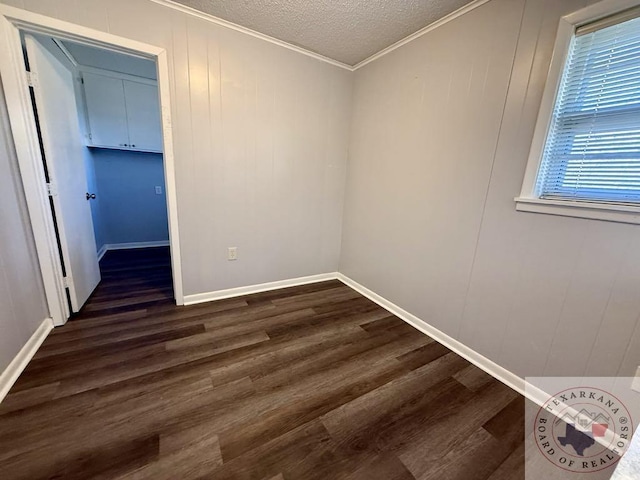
left=79, top=65, right=157, bottom=85
left=102, top=240, right=170, bottom=251
left=150, top=0, right=353, bottom=71
left=98, top=241, right=169, bottom=261
left=352, top=0, right=492, bottom=70
left=564, top=0, right=640, bottom=27
left=151, top=0, right=494, bottom=72
left=184, top=269, right=549, bottom=406
left=0, top=318, right=53, bottom=403
left=337, top=276, right=627, bottom=450
left=518, top=18, right=574, bottom=200
left=336, top=273, right=546, bottom=405
left=515, top=197, right=640, bottom=224
left=51, top=38, right=78, bottom=67
left=97, top=244, right=107, bottom=261
left=0, top=5, right=185, bottom=317
left=87, top=144, right=162, bottom=154
left=156, top=47, right=184, bottom=305
left=0, top=11, right=68, bottom=325
left=517, top=0, right=640, bottom=222
left=2, top=6, right=164, bottom=57
left=183, top=272, right=339, bottom=305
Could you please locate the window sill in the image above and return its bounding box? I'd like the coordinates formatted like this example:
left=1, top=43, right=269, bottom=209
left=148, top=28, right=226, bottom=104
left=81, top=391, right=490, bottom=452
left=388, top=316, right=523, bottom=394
left=514, top=197, right=640, bottom=225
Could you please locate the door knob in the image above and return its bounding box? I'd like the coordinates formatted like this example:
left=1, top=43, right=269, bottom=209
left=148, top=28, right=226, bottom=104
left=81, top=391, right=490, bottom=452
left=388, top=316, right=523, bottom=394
left=86, top=193, right=96, bottom=200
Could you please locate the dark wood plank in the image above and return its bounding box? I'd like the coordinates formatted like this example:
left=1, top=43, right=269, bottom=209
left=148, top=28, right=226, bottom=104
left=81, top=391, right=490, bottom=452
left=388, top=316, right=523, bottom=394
left=0, top=247, right=525, bottom=479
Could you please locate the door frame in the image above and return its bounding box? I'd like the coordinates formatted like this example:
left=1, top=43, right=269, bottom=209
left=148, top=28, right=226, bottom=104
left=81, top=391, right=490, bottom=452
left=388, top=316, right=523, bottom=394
left=0, top=5, right=185, bottom=325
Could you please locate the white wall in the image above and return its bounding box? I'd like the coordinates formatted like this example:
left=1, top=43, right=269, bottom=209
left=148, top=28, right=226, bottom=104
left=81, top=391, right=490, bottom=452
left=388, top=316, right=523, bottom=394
left=340, top=0, right=640, bottom=378
left=3, top=0, right=639, bottom=384
left=1, top=0, right=352, bottom=297
left=0, top=77, right=49, bottom=373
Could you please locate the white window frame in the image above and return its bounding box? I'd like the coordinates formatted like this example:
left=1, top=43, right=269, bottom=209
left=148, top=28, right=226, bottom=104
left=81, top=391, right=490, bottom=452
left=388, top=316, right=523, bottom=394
left=516, top=0, right=640, bottom=225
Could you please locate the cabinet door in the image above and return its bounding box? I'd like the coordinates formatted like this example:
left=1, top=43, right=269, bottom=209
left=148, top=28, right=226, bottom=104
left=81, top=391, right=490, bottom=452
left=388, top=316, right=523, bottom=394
left=123, top=80, right=163, bottom=152
left=82, top=72, right=129, bottom=148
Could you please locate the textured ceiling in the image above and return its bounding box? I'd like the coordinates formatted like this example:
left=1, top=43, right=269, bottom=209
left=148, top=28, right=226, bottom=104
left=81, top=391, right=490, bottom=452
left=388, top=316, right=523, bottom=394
left=169, top=0, right=475, bottom=66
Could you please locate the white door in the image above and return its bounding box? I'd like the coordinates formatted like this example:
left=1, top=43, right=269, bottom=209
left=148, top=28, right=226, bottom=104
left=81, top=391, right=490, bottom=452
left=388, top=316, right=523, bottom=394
left=123, top=80, right=163, bottom=152
left=82, top=72, right=129, bottom=148
left=25, top=35, right=101, bottom=317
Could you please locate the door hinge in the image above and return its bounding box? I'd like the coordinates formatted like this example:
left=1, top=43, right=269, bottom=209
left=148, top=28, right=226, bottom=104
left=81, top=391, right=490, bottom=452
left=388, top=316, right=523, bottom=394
left=62, top=276, right=69, bottom=288
left=46, top=183, right=57, bottom=197
left=25, top=71, right=36, bottom=87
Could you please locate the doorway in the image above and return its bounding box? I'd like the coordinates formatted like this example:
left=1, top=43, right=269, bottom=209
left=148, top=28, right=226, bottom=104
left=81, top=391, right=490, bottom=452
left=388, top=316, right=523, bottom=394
left=0, top=7, right=184, bottom=326
left=25, top=32, right=173, bottom=319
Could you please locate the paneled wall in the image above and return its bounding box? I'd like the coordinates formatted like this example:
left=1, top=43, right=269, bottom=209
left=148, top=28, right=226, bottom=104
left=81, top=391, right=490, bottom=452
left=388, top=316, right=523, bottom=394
left=3, top=0, right=638, bottom=383
left=341, top=0, right=640, bottom=378
left=0, top=78, right=49, bottom=373
left=90, top=149, right=168, bottom=248
left=0, top=0, right=352, bottom=296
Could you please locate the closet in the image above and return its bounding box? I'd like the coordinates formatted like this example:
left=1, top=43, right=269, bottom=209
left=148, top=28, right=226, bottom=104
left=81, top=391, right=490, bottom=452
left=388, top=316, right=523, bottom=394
left=82, top=71, right=162, bottom=152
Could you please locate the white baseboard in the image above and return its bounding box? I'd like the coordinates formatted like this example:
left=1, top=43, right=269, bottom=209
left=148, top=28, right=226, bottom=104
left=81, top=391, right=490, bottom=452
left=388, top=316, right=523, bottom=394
left=183, top=272, right=339, bottom=305
left=336, top=273, right=551, bottom=408
left=0, top=318, right=54, bottom=403
left=185, top=270, right=549, bottom=407
left=104, top=241, right=170, bottom=251
left=98, top=240, right=170, bottom=261
left=0, top=276, right=549, bottom=410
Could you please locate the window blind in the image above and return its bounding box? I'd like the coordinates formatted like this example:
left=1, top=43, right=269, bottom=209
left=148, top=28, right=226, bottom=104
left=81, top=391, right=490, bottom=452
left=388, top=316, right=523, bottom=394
left=536, top=13, right=640, bottom=204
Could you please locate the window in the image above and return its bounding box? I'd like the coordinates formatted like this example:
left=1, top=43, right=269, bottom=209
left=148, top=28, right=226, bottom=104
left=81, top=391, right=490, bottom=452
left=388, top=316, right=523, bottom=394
left=517, top=2, right=640, bottom=224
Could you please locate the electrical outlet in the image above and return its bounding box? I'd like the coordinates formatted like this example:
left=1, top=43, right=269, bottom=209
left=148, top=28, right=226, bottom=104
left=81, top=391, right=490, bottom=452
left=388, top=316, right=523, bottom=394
left=155, top=186, right=162, bottom=195
left=632, top=366, right=640, bottom=393
left=228, top=247, right=238, bottom=261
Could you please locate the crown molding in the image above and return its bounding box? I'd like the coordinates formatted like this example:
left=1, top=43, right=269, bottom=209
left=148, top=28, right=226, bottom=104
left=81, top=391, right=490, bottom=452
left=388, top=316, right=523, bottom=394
left=148, top=0, right=355, bottom=71
left=352, top=0, right=492, bottom=70
left=150, top=0, right=493, bottom=72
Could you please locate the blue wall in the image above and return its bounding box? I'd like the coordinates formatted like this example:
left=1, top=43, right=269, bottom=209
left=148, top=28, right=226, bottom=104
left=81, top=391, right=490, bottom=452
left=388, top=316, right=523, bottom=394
left=88, top=148, right=168, bottom=250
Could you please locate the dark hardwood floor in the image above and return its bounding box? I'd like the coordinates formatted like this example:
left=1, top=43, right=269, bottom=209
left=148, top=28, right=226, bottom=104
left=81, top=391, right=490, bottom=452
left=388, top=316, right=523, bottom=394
left=0, top=247, right=525, bottom=479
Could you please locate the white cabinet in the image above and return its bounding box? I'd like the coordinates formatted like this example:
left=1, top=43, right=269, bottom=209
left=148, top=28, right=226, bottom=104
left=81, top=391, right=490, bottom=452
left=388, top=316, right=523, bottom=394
left=82, top=71, right=162, bottom=153
left=82, top=72, right=129, bottom=148
left=123, top=81, right=163, bottom=152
